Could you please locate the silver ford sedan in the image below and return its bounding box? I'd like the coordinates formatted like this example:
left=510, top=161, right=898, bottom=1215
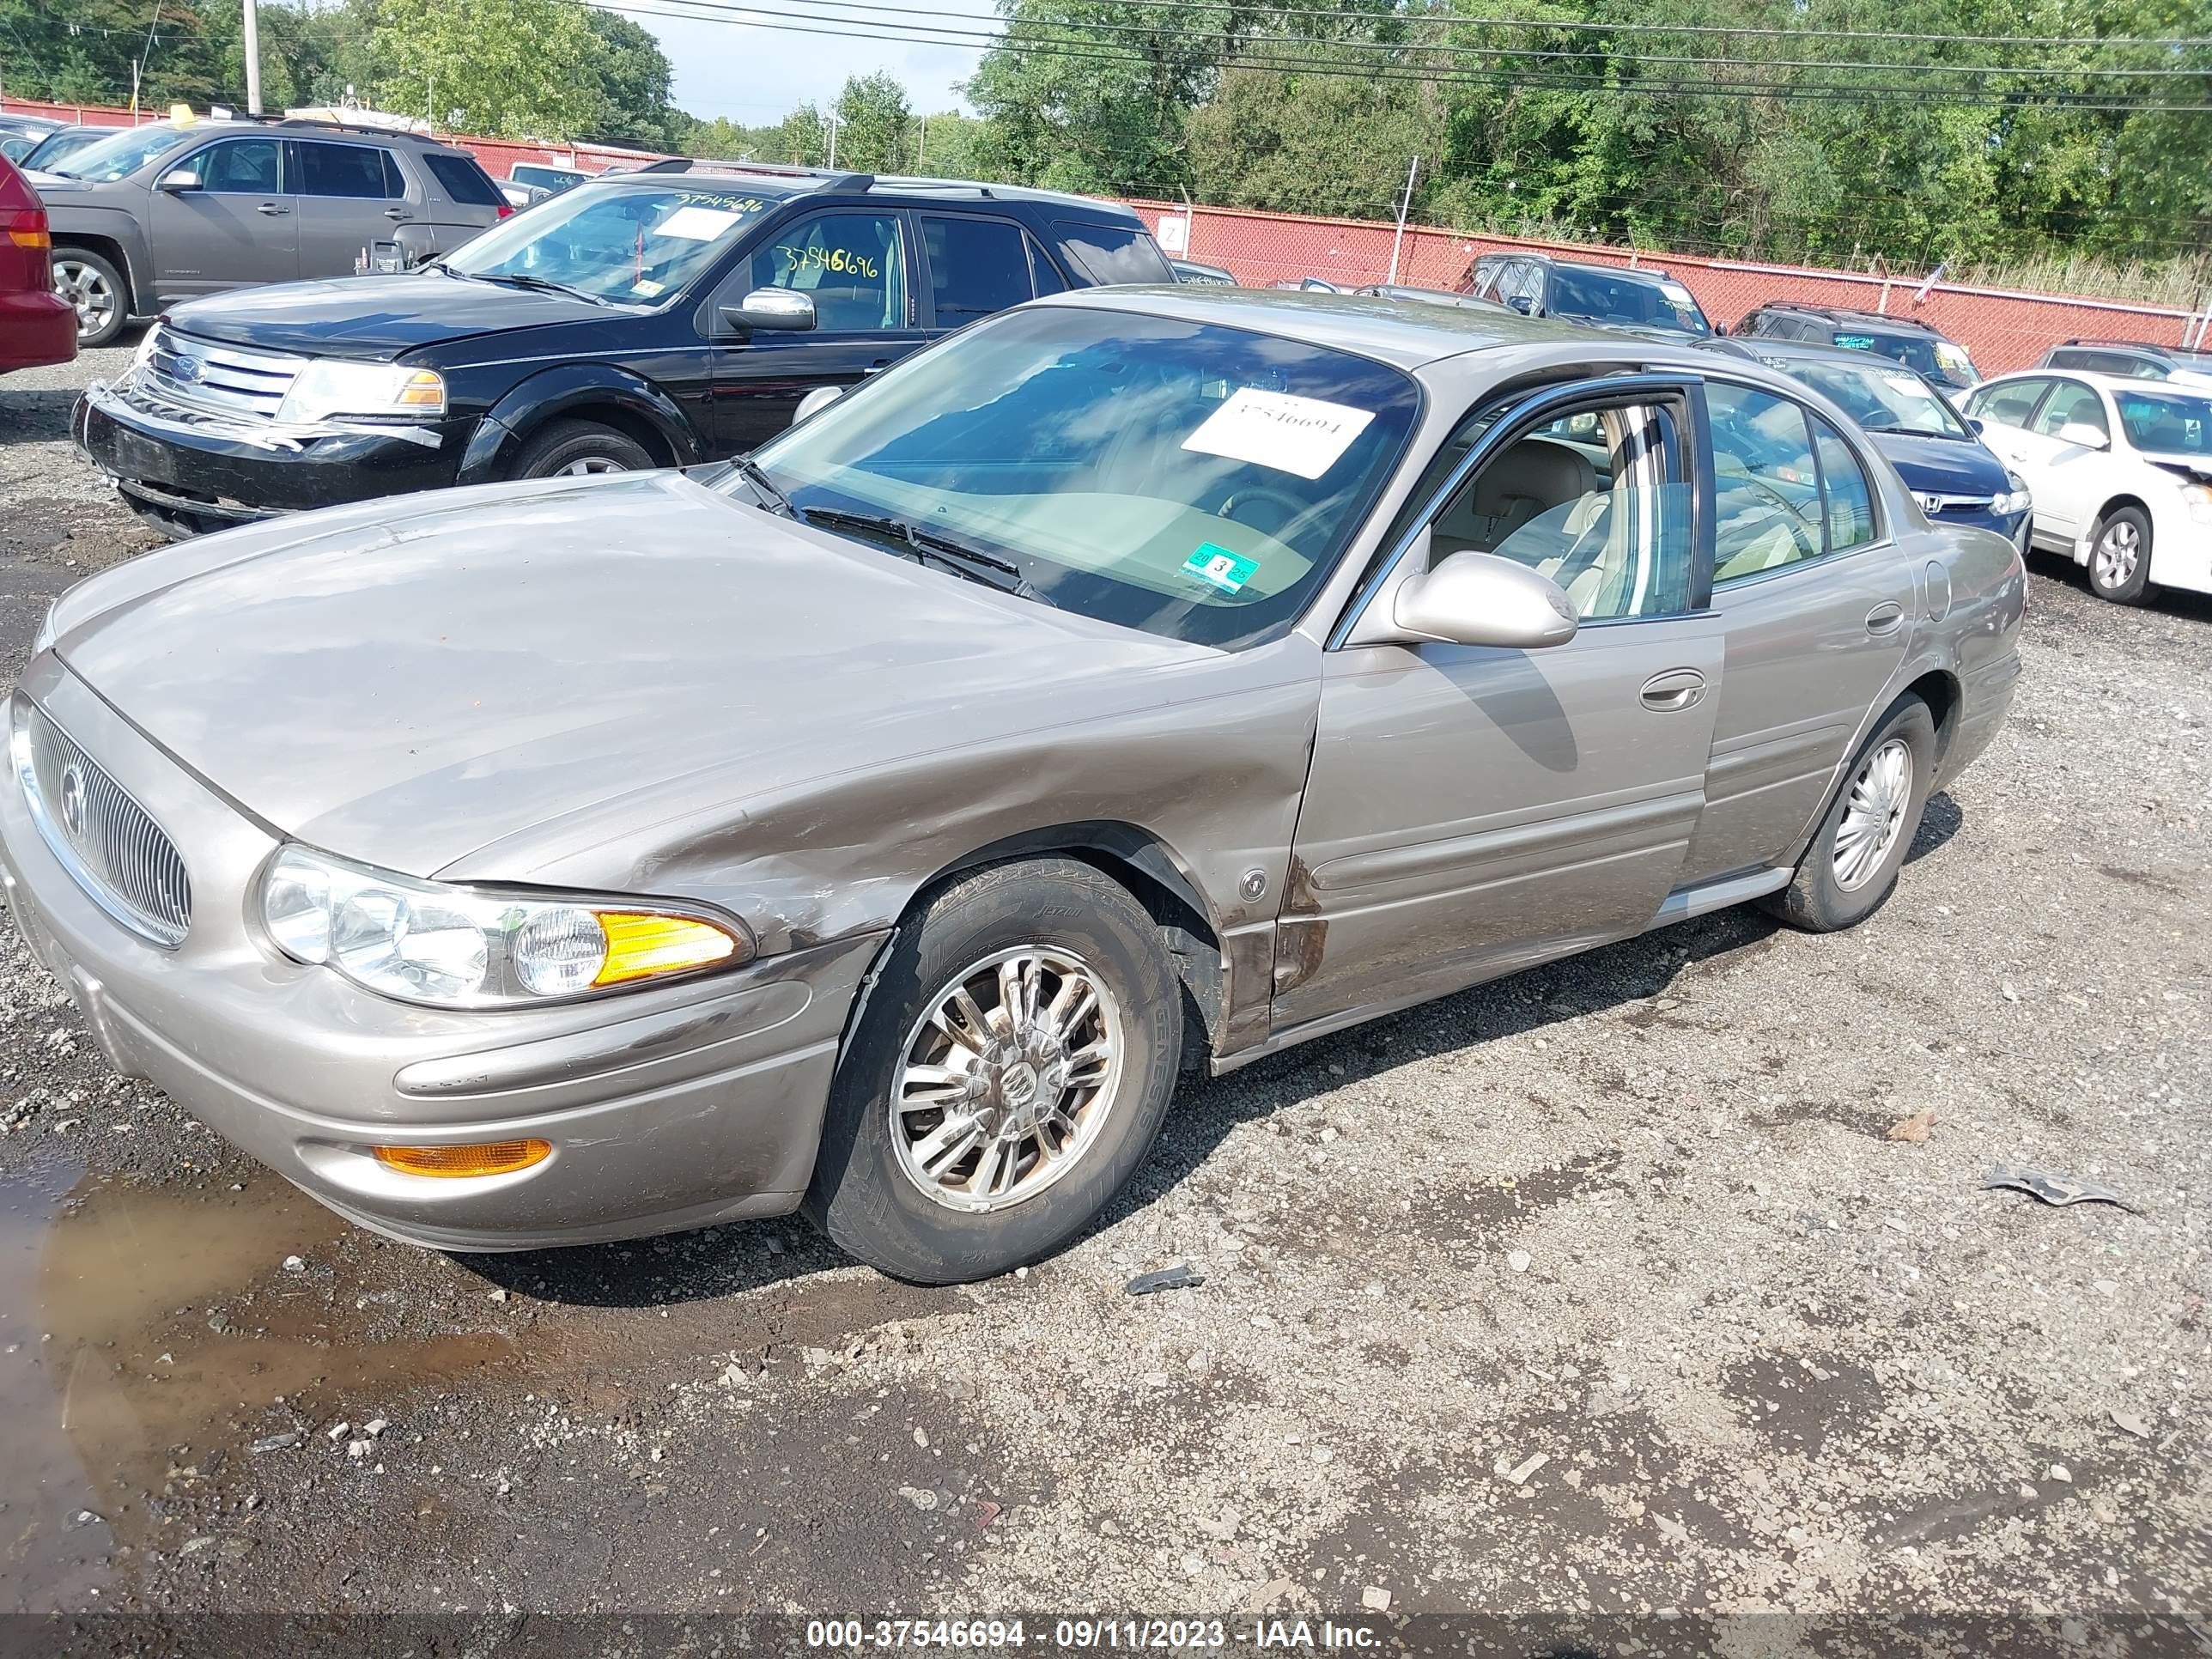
left=1, top=289, right=2025, bottom=1283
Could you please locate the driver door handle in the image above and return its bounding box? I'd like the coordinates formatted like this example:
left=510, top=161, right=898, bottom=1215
left=255, top=203, right=289, bottom=216
left=1639, top=667, right=1706, bottom=711
left=383, top=207, right=412, bottom=221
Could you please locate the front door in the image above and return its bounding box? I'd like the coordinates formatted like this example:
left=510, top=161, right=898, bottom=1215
left=147, top=136, right=296, bottom=300
left=708, top=208, right=927, bottom=454
left=1278, top=381, right=1722, bottom=1032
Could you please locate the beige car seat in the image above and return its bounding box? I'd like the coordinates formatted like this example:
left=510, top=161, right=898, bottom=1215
left=1429, top=437, right=1596, bottom=565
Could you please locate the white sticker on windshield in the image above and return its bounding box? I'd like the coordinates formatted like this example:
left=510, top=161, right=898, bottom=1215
left=1660, top=280, right=1696, bottom=306
left=656, top=205, right=744, bottom=242
left=1882, top=373, right=1924, bottom=396
left=1182, top=387, right=1376, bottom=480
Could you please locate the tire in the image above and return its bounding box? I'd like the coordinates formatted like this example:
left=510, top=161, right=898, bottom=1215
left=507, top=419, right=654, bottom=481
left=1761, top=696, right=1937, bottom=934
left=805, top=858, right=1182, bottom=1284
left=52, top=248, right=127, bottom=348
left=2086, top=505, right=2153, bottom=605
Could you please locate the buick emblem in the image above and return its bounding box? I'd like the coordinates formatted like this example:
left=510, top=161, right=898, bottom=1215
left=57, top=763, right=87, bottom=840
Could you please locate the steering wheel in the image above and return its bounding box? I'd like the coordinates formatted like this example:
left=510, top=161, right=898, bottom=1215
left=1216, top=485, right=1307, bottom=538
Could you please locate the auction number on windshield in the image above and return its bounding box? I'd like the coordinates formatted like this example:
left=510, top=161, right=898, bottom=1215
left=781, top=244, right=881, bottom=279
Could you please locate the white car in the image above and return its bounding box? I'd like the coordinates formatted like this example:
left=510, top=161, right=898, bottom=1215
left=1963, top=368, right=2212, bottom=604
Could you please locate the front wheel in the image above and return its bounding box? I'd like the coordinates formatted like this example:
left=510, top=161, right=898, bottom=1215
left=1762, top=696, right=1936, bottom=933
left=508, top=419, right=654, bottom=480
left=805, top=858, right=1182, bottom=1283
left=2087, top=506, right=2153, bottom=605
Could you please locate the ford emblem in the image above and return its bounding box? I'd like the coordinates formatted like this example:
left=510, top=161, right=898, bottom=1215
left=171, top=355, right=203, bottom=385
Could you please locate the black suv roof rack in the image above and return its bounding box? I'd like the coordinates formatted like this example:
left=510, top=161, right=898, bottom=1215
left=224, top=112, right=446, bottom=144
left=635, top=156, right=874, bottom=191
left=1756, top=299, right=1941, bottom=333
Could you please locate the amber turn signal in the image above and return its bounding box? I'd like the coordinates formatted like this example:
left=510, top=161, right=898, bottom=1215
left=592, top=911, right=740, bottom=987
left=374, top=1139, right=552, bottom=1178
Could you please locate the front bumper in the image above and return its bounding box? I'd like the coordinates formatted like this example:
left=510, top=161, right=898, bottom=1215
left=0, top=656, right=878, bottom=1251
left=74, top=375, right=471, bottom=538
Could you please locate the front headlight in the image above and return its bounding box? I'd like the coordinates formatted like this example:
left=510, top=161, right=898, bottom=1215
left=258, top=844, right=751, bottom=1009
left=2182, top=482, right=2212, bottom=526
left=131, top=324, right=161, bottom=373
left=275, top=361, right=447, bottom=425
left=1993, top=473, right=2033, bottom=517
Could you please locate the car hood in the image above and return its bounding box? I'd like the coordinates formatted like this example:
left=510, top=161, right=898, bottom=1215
left=1868, top=430, right=2010, bottom=495
left=2141, top=450, right=2212, bottom=485
left=165, top=272, right=611, bottom=361
left=47, top=472, right=1214, bottom=878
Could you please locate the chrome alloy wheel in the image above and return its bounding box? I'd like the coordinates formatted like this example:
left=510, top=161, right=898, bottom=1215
left=52, top=258, right=116, bottom=340
left=1833, top=736, right=1913, bottom=891
left=556, top=455, right=629, bottom=476
left=890, top=945, right=1123, bottom=1212
left=2091, top=518, right=2142, bottom=590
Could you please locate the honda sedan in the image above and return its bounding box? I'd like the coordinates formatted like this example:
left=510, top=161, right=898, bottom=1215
left=0, top=289, right=2025, bottom=1282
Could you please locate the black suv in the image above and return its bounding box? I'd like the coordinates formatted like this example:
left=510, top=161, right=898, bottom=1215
left=1729, top=301, right=1979, bottom=391
left=1460, top=251, right=1711, bottom=337
left=75, top=162, right=1172, bottom=537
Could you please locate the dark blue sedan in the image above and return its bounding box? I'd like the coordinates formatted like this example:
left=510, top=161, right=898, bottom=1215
left=1708, top=338, right=2032, bottom=548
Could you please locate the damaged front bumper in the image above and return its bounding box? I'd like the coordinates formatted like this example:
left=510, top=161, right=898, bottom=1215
left=73, top=372, right=471, bottom=538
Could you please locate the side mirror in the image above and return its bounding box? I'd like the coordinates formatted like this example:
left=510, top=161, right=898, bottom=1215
left=793, top=384, right=843, bottom=425
left=2055, top=422, right=2110, bottom=451
left=1711, top=320, right=1729, bottom=337
left=1505, top=295, right=1534, bottom=315
left=1386, top=550, right=1578, bottom=650
left=1966, top=415, right=1986, bottom=435
left=155, top=167, right=201, bottom=192
left=722, top=289, right=816, bottom=334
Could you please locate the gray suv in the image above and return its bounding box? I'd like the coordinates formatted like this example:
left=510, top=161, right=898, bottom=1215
left=35, top=118, right=508, bottom=346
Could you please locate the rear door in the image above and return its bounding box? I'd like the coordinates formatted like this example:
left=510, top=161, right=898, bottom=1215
left=706, top=206, right=926, bottom=453
left=915, top=211, right=1036, bottom=340
left=290, top=139, right=411, bottom=276
left=2019, top=378, right=2115, bottom=541
left=147, top=135, right=295, bottom=297
left=1680, top=381, right=1916, bottom=882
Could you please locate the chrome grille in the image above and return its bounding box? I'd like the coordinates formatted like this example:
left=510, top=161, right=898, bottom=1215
left=142, top=327, right=306, bottom=421
left=14, top=703, right=191, bottom=946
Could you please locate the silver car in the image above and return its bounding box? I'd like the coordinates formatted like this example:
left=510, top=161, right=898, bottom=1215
left=0, top=290, right=2025, bottom=1282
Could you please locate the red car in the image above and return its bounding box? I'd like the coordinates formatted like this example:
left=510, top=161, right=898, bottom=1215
left=0, top=151, right=75, bottom=374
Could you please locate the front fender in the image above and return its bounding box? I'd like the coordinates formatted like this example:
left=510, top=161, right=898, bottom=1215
left=457, top=364, right=704, bottom=484
left=45, top=206, right=152, bottom=303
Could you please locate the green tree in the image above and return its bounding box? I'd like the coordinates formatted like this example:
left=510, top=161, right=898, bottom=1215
left=833, top=71, right=912, bottom=171
left=368, top=0, right=609, bottom=138
left=583, top=9, right=682, bottom=148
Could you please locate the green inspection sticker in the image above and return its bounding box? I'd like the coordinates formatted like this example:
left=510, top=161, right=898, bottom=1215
left=1183, top=543, right=1259, bottom=594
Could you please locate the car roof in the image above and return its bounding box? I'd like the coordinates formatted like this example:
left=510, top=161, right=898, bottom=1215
left=1719, top=337, right=1932, bottom=373
left=1979, top=368, right=2187, bottom=394
left=1043, top=284, right=1699, bottom=369
left=578, top=163, right=1144, bottom=223
left=1752, top=301, right=1942, bottom=334
left=148, top=118, right=472, bottom=154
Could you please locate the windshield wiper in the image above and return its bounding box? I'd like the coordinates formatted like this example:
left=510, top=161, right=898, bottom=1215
left=470, top=271, right=613, bottom=307
left=734, top=456, right=792, bottom=516
left=799, top=507, right=1052, bottom=605
left=1861, top=422, right=1959, bottom=441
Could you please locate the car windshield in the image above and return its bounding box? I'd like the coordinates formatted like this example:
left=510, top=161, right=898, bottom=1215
left=49, top=122, right=196, bottom=181
left=2114, top=388, right=2212, bottom=455
left=440, top=180, right=784, bottom=303
left=1773, top=358, right=1969, bottom=441
left=22, top=128, right=117, bottom=170
left=740, top=306, right=1422, bottom=650
left=1550, top=268, right=1710, bottom=335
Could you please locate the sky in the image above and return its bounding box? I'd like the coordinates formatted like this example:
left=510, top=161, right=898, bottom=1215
left=592, top=4, right=991, bottom=123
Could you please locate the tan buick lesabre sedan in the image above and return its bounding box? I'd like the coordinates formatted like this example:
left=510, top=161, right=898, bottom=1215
left=0, top=289, right=2024, bottom=1281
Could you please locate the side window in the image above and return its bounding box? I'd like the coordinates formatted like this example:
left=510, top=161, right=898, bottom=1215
left=1969, top=378, right=2051, bottom=429
left=1709, top=383, right=1824, bottom=583
left=745, top=211, right=908, bottom=331
left=422, top=152, right=505, bottom=208
left=1469, top=262, right=1502, bottom=301
left=197, top=139, right=283, bottom=195
left=1425, top=400, right=1694, bottom=621
left=1025, top=234, right=1067, bottom=297
left=1810, top=416, right=1877, bottom=552
left=297, top=141, right=399, bottom=199
left=2032, top=381, right=2109, bottom=444
left=921, top=216, right=1032, bottom=325
left=1051, top=222, right=1176, bottom=285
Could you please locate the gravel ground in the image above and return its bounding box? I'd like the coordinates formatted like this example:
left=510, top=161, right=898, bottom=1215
left=0, top=346, right=2205, bottom=1632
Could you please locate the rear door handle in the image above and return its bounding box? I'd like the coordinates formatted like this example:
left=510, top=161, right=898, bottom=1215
left=383, top=207, right=412, bottom=221
left=256, top=203, right=289, bottom=216
left=1639, top=667, right=1707, bottom=711
left=1865, top=601, right=1905, bottom=637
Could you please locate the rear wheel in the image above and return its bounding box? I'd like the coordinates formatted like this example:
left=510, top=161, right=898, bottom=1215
left=1762, top=696, right=1936, bottom=933
left=805, top=858, right=1182, bottom=1283
left=508, top=419, right=654, bottom=480
left=52, top=249, right=126, bottom=348
left=2087, top=506, right=2152, bottom=605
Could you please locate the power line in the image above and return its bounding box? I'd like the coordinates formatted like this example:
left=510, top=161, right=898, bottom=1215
left=696, top=0, right=2212, bottom=79
left=599, top=0, right=2212, bottom=111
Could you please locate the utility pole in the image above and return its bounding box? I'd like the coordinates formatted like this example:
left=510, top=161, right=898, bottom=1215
left=915, top=111, right=926, bottom=172
left=825, top=111, right=840, bottom=169
left=1386, top=154, right=1419, bottom=285
left=242, top=0, right=264, bottom=115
